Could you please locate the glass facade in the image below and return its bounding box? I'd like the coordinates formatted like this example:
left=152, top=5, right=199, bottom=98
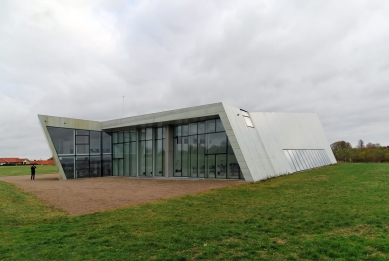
left=47, top=120, right=241, bottom=180
left=283, top=149, right=331, bottom=172
left=173, top=119, right=242, bottom=179
left=47, top=127, right=112, bottom=179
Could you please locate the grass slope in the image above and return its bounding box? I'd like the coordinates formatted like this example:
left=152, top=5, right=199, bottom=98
left=1, top=163, right=389, bottom=260
left=0, top=165, right=58, bottom=177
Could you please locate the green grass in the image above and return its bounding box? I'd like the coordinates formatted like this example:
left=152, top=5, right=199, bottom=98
left=1, top=163, right=389, bottom=260
left=0, top=165, right=58, bottom=177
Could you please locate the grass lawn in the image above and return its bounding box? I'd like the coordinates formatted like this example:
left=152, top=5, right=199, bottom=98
left=1, top=163, right=389, bottom=260
left=0, top=165, right=58, bottom=177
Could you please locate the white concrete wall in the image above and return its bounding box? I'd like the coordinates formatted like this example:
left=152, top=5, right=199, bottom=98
left=102, top=103, right=225, bottom=130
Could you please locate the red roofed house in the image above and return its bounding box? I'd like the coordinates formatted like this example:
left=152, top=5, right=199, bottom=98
left=30, top=159, right=55, bottom=166
left=0, top=158, right=30, bottom=165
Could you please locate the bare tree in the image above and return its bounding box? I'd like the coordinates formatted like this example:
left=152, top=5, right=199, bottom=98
left=356, top=139, right=364, bottom=149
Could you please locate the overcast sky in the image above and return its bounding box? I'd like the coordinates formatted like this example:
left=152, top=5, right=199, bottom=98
left=1, top=0, right=388, bottom=159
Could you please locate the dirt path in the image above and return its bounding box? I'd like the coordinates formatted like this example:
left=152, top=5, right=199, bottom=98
left=0, top=174, right=244, bottom=216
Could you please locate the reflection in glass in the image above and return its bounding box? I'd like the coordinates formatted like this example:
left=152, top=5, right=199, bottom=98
left=102, top=132, right=112, bottom=153
left=155, top=139, right=164, bottom=176
left=145, top=140, right=153, bottom=176
left=189, top=123, right=197, bottom=135
left=102, top=155, right=112, bottom=176
left=76, top=144, right=89, bottom=155
left=139, top=129, right=146, bottom=141
left=146, top=128, right=152, bottom=140
left=124, top=143, right=130, bottom=176
left=113, top=159, right=123, bottom=176
left=129, top=142, right=137, bottom=176
left=59, top=156, right=74, bottom=179
left=216, top=154, right=227, bottom=179
left=215, top=119, right=225, bottom=132
left=118, top=132, right=123, bottom=143
left=189, top=136, right=197, bottom=177
left=139, top=141, right=146, bottom=175
left=89, top=131, right=101, bottom=154
left=76, top=130, right=89, bottom=135
left=182, top=125, right=189, bottom=136
left=129, top=130, right=137, bottom=141
left=171, top=119, right=241, bottom=179
left=198, top=122, right=205, bottom=134
left=157, top=127, right=164, bottom=139
left=206, top=119, right=215, bottom=133
left=174, top=138, right=182, bottom=176
left=76, top=156, right=89, bottom=178
left=90, top=156, right=101, bottom=177
left=182, top=137, right=188, bottom=177
left=113, top=144, right=123, bottom=159
left=206, top=133, right=227, bottom=154
left=198, top=135, right=205, bottom=178
left=174, top=126, right=181, bottom=137
left=47, top=127, right=74, bottom=155
left=76, top=136, right=89, bottom=144
left=206, top=155, right=216, bottom=178
left=124, top=131, right=130, bottom=142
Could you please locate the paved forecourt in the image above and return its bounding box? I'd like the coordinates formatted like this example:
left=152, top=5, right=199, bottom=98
left=0, top=174, right=244, bottom=216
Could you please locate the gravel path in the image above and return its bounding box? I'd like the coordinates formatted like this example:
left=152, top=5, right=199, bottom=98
left=0, top=174, right=244, bottom=216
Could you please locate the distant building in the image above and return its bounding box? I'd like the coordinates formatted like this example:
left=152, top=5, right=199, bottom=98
left=30, top=159, right=56, bottom=166
left=0, top=158, right=30, bottom=165
left=38, top=102, right=336, bottom=181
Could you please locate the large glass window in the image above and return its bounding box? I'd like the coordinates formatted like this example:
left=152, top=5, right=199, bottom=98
left=189, top=135, right=197, bottom=177
left=76, top=156, right=89, bottom=178
left=76, top=132, right=89, bottom=155
left=173, top=119, right=241, bottom=179
left=206, top=133, right=227, bottom=154
left=47, top=127, right=74, bottom=155
left=174, top=137, right=182, bottom=176
left=102, top=155, right=112, bottom=176
left=90, top=131, right=101, bottom=154
left=198, top=135, right=205, bottom=178
left=102, top=133, right=112, bottom=154
left=139, top=128, right=153, bottom=177
left=155, top=127, right=165, bottom=176
left=59, top=156, right=74, bottom=179
left=47, top=127, right=111, bottom=179
left=129, top=142, right=137, bottom=176
left=90, top=156, right=101, bottom=177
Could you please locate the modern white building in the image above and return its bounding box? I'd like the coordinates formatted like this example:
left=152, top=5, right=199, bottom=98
left=38, top=102, right=336, bottom=182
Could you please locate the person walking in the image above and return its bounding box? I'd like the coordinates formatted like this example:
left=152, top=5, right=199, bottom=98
left=30, top=164, right=36, bottom=180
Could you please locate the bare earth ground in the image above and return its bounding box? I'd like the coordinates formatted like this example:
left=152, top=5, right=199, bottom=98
left=0, top=174, right=244, bottom=216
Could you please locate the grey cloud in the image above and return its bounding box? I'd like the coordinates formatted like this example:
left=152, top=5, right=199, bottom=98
left=1, top=0, right=389, bottom=159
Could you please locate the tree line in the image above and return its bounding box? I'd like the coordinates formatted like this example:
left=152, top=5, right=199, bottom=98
left=331, top=140, right=389, bottom=163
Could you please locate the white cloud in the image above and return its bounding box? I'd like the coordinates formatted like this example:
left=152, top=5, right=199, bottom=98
left=1, top=0, right=389, bottom=159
